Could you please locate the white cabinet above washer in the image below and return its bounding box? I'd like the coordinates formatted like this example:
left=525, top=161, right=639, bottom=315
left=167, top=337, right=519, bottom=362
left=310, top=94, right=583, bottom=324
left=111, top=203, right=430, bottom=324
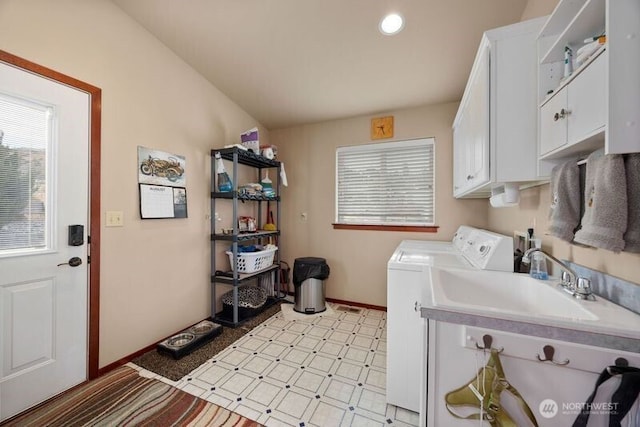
left=453, top=16, right=547, bottom=198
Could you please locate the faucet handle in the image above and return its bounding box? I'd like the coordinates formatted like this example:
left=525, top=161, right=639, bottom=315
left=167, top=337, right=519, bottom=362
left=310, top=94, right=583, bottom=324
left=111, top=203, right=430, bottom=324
left=561, top=271, right=573, bottom=286
left=575, top=277, right=594, bottom=298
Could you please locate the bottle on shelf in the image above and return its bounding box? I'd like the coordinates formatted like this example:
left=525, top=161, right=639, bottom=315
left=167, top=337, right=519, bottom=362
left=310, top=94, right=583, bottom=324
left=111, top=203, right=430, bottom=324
left=215, top=152, right=233, bottom=192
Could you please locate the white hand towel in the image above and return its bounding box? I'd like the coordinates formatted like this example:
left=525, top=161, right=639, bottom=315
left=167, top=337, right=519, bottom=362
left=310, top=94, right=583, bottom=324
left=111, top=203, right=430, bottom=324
left=574, top=150, right=627, bottom=252
left=624, top=154, right=640, bottom=253
left=280, top=161, right=288, bottom=187
left=548, top=160, right=581, bottom=242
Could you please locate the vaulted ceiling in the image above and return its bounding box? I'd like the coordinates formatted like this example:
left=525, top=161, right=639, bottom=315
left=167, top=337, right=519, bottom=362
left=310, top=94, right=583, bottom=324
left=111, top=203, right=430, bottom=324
left=112, top=0, right=528, bottom=129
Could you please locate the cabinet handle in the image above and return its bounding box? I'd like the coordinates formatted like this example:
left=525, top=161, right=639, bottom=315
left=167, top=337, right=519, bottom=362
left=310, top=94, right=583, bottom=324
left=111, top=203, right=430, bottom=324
left=553, top=108, right=571, bottom=121
left=466, top=174, right=474, bottom=180
left=536, top=345, right=570, bottom=365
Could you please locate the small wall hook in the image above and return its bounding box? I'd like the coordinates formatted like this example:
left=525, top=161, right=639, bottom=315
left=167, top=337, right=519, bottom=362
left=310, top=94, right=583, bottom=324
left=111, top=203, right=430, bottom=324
left=536, top=345, right=570, bottom=365
left=475, top=334, right=504, bottom=353
left=615, top=357, right=629, bottom=367
left=607, top=357, right=630, bottom=375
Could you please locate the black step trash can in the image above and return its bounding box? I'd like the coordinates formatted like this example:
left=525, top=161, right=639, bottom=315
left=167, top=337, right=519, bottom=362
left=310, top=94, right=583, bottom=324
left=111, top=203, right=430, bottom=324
left=293, top=257, right=330, bottom=314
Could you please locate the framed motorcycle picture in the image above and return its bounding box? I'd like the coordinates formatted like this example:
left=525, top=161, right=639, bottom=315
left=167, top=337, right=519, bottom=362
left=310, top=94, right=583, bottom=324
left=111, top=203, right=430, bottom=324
left=138, top=146, right=186, bottom=187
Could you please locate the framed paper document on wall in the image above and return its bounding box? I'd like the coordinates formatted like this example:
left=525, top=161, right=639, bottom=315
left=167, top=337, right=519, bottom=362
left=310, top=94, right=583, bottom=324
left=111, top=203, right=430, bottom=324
left=139, top=184, right=188, bottom=219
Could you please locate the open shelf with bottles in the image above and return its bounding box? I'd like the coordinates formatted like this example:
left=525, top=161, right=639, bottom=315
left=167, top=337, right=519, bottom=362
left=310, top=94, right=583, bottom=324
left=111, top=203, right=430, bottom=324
left=210, top=146, right=284, bottom=327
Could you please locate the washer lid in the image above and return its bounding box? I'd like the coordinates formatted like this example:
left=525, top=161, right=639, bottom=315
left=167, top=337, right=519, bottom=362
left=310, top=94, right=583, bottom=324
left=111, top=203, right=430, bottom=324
left=396, top=251, right=470, bottom=267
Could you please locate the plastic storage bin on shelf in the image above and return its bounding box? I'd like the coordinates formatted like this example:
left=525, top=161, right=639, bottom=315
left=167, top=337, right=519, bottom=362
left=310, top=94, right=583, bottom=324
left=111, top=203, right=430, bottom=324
left=226, top=246, right=277, bottom=273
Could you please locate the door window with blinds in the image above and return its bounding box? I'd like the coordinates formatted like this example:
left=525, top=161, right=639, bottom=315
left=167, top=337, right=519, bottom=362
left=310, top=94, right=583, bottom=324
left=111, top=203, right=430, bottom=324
left=0, top=93, right=51, bottom=253
left=336, top=138, right=435, bottom=226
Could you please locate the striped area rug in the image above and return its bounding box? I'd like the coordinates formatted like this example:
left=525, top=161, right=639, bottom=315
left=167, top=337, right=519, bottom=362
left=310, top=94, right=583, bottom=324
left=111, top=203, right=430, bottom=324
left=3, top=366, right=260, bottom=426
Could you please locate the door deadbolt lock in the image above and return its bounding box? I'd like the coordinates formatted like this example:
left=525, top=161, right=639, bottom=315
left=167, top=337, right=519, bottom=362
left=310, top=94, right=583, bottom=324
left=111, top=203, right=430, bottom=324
left=57, top=257, right=83, bottom=267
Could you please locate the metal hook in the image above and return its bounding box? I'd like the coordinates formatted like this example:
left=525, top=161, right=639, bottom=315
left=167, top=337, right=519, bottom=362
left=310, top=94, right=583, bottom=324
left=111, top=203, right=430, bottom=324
left=615, top=357, right=629, bottom=367
left=607, top=357, right=630, bottom=375
left=475, top=334, right=504, bottom=353
left=536, top=345, right=570, bottom=365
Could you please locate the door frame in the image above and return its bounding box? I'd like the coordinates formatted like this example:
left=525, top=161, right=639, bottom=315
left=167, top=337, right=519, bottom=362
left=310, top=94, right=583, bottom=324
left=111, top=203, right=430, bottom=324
left=0, top=49, right=102, bottom=380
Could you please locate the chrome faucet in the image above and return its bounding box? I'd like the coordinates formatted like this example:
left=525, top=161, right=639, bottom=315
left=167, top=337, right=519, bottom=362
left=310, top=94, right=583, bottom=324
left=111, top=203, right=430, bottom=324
left=522, top=248, right=595, bottom=300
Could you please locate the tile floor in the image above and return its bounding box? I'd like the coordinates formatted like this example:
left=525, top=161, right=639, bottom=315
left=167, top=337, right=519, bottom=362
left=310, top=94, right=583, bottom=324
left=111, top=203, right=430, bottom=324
left=131, top=303, right=419, bottom=427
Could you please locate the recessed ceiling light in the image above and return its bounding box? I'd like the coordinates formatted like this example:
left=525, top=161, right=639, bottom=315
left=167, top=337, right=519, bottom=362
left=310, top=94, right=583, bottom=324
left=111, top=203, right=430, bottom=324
left=379, top=13, right=404, bottom=35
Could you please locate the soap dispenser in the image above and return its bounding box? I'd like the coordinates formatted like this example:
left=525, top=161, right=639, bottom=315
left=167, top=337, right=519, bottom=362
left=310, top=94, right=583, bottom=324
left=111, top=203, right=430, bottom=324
left=529, top=238, right=548, bottom=280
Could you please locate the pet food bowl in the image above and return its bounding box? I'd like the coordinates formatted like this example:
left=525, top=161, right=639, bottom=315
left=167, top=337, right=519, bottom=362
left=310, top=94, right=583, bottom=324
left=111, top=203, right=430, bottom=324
left=189, top=321, right=215, bottom=335
left=166, top=333, right=195, bottom=348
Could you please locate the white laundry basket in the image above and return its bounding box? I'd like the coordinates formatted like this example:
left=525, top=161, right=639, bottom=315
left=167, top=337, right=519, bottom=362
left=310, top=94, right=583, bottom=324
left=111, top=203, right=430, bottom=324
left=226, top=247, right=277, bottom=273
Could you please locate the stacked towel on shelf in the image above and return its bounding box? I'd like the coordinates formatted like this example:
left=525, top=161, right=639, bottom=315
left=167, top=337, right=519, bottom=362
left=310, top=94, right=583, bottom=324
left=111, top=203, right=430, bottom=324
left=624, top=154, right=640, bottom=253
left=574, top=150, right=628, bottom=252
left=548, top=160, right=582, bottom=242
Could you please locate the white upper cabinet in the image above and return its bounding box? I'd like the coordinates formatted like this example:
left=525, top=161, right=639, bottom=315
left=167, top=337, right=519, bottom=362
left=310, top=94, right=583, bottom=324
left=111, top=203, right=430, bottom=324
left=539, top=50, right=607, bottom=156
left=537, top=0, right=640, bottom=168
left=453, top=17, right=547, bottom=198
left=453, top=44, right=490, bottom=196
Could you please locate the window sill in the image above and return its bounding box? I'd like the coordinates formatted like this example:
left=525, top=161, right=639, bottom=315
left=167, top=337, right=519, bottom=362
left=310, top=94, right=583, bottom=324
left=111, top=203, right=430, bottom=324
left=332, top=224, right=439, bottom=232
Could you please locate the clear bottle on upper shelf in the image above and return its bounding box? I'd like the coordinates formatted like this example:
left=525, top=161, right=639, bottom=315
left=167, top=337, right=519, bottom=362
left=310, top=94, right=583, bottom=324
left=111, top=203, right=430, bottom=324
left=214, top=152, right=232, bottom=192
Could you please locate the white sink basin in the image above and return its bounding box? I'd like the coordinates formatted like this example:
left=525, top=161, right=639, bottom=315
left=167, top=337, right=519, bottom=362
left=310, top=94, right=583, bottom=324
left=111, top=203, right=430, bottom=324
left=431, top=268, right=597, bottom=320
left=427, top=267, right=640, bottom=339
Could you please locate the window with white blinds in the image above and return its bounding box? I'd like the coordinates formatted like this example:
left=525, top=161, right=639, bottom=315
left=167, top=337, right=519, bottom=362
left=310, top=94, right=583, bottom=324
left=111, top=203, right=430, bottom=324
left=0, top=94, right=50, bottom=252
left=336, top=138, right=435, bottom=226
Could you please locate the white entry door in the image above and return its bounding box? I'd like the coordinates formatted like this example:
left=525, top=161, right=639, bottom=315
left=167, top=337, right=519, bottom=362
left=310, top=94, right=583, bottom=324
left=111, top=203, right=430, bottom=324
left=0, top=61, right=89, bottom=421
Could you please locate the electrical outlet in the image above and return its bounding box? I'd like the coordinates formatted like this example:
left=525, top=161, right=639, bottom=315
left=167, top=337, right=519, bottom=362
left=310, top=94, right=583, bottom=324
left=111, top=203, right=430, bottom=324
left=513, top=231, right=529, bottom=253
left=106, top=211, right=124, bottom=227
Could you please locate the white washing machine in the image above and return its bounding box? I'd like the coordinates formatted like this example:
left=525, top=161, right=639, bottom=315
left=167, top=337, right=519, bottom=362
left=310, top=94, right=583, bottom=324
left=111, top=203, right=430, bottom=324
left=386, top=226, right=513, bottom=413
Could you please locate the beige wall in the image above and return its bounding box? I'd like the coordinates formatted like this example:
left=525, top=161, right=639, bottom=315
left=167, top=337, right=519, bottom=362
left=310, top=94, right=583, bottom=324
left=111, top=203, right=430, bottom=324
left=0, top=0, right=268, bottom=367
left=520, top=0, right=558, bottom=20
left=489, top=183, right=640, bottom=286
left=271, top=103, right=488, bottom=307
left=487, top=0, right=640, bottom=286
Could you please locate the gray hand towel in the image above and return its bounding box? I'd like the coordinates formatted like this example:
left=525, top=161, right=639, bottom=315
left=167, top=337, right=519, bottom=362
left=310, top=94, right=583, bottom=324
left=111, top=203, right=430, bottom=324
left=624, top=154, right=640, bottom=253
left=574, top=150, right=627, bottom=252
left=548, top=160, right=581, bottom=242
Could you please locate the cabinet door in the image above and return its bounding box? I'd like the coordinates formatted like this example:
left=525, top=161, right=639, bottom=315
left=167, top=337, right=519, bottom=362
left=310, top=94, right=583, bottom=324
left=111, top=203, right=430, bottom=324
left=427, top=321, right=640, bottom=427
left=453, top=111, right=470, bottom=196
left=465, top=47, right=490, bottom=190
left=567, top=51, right=606, bottom=145
left=386, top=268, right=423, bottom=412
left=453, top=45, right=490, bottom=196
left=540, top=88, right=568, bottom=155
